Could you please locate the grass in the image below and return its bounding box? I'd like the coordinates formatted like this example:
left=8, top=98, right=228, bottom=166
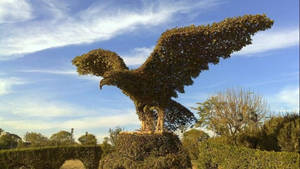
left=60, top=160, right=85, bottom=169
left=60, top=160, right=198, bottom=169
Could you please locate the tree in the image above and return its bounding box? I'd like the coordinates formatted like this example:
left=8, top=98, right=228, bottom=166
left=107, top=127, right=123, bottom=146
left=24, top=132, right=49, bottom=147
left=0, top=133, right=21, bottom=149
left=277, top=115, right=300, bottom=152
left=72, top=14, right=273, bottom=133
left=50, top=130, right=75, bottom=146
left=182, top=129, right=209, bottom=160
left=193, top=88, right=268, bottom=145
left=258, top=113, right=300, bottom=152
left=78, top=132, right=97, bottom=145
left=100, top=137, right=114, bottom=158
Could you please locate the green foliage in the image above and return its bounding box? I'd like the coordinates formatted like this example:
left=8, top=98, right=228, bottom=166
left=107, top=127, right=123, bottom=146
left=72, top=49, right=128, bottom=77
left=0, top=145, right=102, bottom=169
left=78, top=133, right=97, bottom=145
left=0, top=133, right=21, bottom=150
left=24, top=132, right=49, bottom=147
left=182, top=129, right=209, bottom=160
left=277, top=115, right=300, bottom=152
left=99, top=138, right=114, bottom=158
left=258, top=113, right=300, bottom=152
left=50, top=130, right=75, bottom=146
left=99, top=132, right=192, bottom=169
left=73, top=14, right=273, bottom=133
left=195, top=140, right=300, bottom=169
left=193, top=88, right=267, bottom=145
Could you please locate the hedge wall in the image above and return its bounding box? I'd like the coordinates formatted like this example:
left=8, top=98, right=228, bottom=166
left=0, top=145, right=102, bottom=169
left=194, top=140, right=300, bottom=169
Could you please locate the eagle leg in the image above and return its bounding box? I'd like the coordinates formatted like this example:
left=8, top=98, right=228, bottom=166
left=140, top=105, right=155, bottom=134
left=155, top=108, right=165, bottom=133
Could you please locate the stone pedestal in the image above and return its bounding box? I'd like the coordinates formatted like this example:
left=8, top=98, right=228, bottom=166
left=99, top=132, right=192, bottom=169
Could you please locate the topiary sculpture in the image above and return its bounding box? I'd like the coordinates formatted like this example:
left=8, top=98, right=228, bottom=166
left=72, top=14, right=273, bottom=134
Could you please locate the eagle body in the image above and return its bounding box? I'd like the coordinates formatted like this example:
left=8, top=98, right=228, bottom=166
left=72, top=14, right=273, bottom=133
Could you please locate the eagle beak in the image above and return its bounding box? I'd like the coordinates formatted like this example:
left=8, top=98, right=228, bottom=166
left=99, top=78, right=108, bottom=90
left=99, top=80, right=104, bottom=90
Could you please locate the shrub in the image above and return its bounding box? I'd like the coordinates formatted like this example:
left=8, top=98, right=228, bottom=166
left=78, top=133, right=97, bottom=145
left=99, top=132, right=192, bottom=169
left=182, top=129, right=209, bottom=160
left=195, top=140, right=300, bottom=169
left=23, top=132, right=50, bottom=147
left=257, top=113, right=300, bottom=152
left=50, top=130, right=75, bottom=146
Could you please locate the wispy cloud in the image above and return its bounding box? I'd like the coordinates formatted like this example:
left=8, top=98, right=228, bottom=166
left=234, top=28, right=299, bottom=56
left=0, top=0, right=220, bottom=60
left=61, top=111, right=139, bottom=129
left=20, top=69, right=101, bottom=81
left=123, top=46, right=154, bottom=66
left=0, top=97, right=84, bottom=118
left=21, top=69, right=77, bottom=75
left=268, top=86, right=299, bottom=112
left=0, top=0, right=33, bottom=24
left=0, top=77, right=26, bottom=95
left=0, top=108, right=139, bottom=130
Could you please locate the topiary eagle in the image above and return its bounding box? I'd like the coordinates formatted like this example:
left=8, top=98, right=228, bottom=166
left=72, top=14, right=273, bottom=133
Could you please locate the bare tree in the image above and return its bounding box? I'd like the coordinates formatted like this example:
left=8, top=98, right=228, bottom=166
left=193, top=88, right=268, bottom=144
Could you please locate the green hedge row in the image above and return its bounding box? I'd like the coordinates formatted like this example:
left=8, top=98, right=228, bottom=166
left=0, top=145, right=102, bottom=169
left=194, top=140, right=300, bottom=169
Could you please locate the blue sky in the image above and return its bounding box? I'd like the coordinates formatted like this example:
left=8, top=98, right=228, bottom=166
left=0, top=0, right=299, bottom=142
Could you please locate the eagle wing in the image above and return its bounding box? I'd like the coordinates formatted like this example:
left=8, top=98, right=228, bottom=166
left=164, top=100, right=196, bottom=131
left=138, top=14, right=273, bottom=98
left=72, top=49, right=128, bottom=77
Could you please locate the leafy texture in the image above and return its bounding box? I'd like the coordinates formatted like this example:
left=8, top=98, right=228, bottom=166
left=78, top=133, right=97, bottom=145
left=195, top=140, right=300, bottom=169
left=0, top=145, right=102, bottom=169
left=182, top=129, right=209, bottom=160
left=72, top=14, right=273, bottom=133
left=99, top=132, right=192, bottom=169
left=258, top=113, right=300, bottom=152
left=23, top=132, right=49, bottom=147
left=193, top=88, right=268, bottom=146
left=50, top=130, right=75, bottom=146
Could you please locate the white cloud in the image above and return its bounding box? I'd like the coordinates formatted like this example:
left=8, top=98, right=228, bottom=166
left=20, top=69, right=101, bottom=81
left=268, top=86, right=299, bottom=112
left=276, top=87, right=299, bottom=110
left=234, top=28, right=299, bottom=56
left=21, top=69, right=77, bottom=75
left=0, top=0, right=220, bottom=60
left=61, top=111, right=139, bottom=129
left=0, top=77, right=26, bottom=95
left=0, top=98, right=84, bottom=117
left=123, top=46, right=154, bottom=66
left=0, top=0, right=33, bottom=24
left=0, top=110, right=139, bottom=130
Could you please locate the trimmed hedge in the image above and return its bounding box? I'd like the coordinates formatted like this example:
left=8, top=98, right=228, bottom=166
left=0, top=145, right=102, bottom=169
left=99, top=132, right=192, bottom=169
left=194, top=140, right=300, bottom=169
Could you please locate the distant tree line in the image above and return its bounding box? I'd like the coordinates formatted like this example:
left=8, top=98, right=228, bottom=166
left=0, top=129, right=99, bottom=149
left=0, top=126, right=123, bottom=159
